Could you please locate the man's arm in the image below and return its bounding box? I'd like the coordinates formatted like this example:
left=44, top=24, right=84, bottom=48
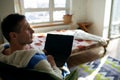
left=27, top=53, right=63, bottom=79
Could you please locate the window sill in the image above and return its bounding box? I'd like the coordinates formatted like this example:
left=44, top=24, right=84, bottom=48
left=31, top=22, right=68, bottom=28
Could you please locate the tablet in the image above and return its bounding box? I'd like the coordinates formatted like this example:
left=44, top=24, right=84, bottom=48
left=44, top=34, right=74, bottom=67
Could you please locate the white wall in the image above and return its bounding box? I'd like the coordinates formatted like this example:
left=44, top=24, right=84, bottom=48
left=0, top=0, right=15, bottom=43
left=71, top=0, right=106, bottom=36
left=33, top=25, right=70, bottom=33
left=103, top=0, right=112, bottom=38
left=0, top=16, right=3, bottom=44
left=71, top=0, right=87, bottom=28
left=86, top=0, right=106, bottom=36
left=0, top=0, right=15, bottom=19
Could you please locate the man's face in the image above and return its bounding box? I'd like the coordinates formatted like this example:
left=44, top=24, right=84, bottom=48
left=16, top=19, right=34, bottom=45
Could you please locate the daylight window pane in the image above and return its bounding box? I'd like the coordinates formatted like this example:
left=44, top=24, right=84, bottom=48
left=53, top=11, right=65, bottom=21
left=54, top=0, right=66, bottom=8
left=112, top=0, right=120, bottom=22
left=25, top=12, right=49, bottom=23
left=110, top=0, right=120, bottom=37
left=23, top=0, right=49, bottom=8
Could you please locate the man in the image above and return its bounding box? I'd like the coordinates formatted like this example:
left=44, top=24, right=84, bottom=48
left=0, top=13, right=62, bottom=79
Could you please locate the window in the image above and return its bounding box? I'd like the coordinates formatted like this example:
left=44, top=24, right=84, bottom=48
left=18, top=0, right=70, bottom=25
left=110, top=0, right=120, bottom=38
left=103, top=0, right=120, bottom=39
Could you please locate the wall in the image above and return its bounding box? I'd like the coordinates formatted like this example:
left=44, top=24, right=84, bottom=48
left=71, top=0, right=87, bottom=28
left=33, top=25, right=70, bottom=33
left=0, top=16, right=3, bottom=44
left=103, top=0, right=112, bottom=38
left=0, top=0, right=15, bottom=19
left=86, top=0, right=106, bottom=36
left=0, top=0, right=15, bottom=43
left=71, top=0, right=106, bottom=36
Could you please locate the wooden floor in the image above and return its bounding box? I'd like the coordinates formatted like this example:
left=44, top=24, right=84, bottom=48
left=106, top=38, right=120, bottom=60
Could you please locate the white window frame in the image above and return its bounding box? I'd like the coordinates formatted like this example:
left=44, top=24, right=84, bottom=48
left=17, top=0, right=71, bottom=25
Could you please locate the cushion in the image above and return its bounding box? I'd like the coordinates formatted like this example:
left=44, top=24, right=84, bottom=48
left=0, top=61, right=60, bottom=80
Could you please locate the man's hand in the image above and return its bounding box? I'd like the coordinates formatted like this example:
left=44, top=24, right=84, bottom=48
left=43, top=49, right=49, bottom=55
left=47, top=55, right=56, bottom=67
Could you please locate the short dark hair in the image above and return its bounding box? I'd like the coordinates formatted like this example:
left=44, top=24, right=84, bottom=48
left=1, top=13, right=25, bottom=42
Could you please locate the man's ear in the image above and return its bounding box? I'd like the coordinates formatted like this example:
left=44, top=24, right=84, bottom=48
left=9, top=32, right=17, bottom=39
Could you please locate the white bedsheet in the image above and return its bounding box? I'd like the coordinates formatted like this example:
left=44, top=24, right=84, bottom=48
left=46, top=29, right=108, bottom=46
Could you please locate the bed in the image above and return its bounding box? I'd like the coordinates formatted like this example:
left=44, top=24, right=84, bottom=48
left=32, top=29, right=109, bottom=68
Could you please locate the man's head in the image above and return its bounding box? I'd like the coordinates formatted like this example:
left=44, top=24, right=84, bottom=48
left=1, top=13, right=34, bottom=44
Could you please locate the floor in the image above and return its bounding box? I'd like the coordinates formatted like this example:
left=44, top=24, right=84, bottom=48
left=69, top=38, right=120, bottom=79
left=106, top=38, right=120, bottom=60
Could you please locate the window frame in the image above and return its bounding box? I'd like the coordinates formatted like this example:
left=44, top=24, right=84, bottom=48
left=18, top=0, right=71, bottom=25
